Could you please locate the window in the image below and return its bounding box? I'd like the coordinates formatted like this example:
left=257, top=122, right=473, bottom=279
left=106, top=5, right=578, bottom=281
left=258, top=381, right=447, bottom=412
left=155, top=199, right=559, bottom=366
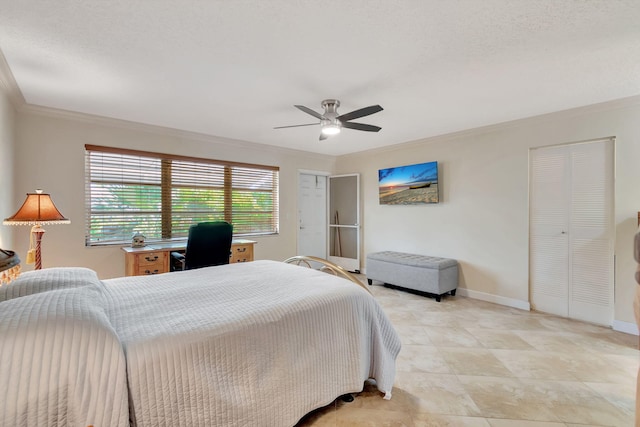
left=85, top=145, right=279, bottom=246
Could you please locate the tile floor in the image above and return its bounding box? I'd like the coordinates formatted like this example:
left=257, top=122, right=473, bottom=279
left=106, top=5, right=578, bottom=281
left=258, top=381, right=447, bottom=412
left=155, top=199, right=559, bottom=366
left=297, top=281, right=639, bottom=426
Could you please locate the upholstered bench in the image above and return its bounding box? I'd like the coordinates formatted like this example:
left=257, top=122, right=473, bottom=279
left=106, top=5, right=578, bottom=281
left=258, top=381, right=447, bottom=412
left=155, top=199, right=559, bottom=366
left=366, top=251, right=458, bottom=302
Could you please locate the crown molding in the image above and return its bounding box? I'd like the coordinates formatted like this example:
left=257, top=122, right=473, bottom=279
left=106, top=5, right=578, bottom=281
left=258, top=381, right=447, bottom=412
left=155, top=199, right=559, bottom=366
left=0, top=42, right=332, bottom=161
left=19, top=103, right=336, bottom=161
left=345, top=94, right=640, bottom=158
left=15, top=93, right=640, bottom=161
left=8, top=40, right=639, bottom=163
left=0, top=48, right=25, bottom=108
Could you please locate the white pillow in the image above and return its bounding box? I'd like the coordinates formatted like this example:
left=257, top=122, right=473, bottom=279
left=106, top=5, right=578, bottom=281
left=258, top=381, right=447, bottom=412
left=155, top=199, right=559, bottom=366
left=0, top=267, right=103, bottom=303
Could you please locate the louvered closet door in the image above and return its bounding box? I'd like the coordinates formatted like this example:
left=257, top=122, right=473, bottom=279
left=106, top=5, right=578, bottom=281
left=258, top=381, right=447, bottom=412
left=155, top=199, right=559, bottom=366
left=530, top=139, right=614, bottom=326
left=568, top=140, right=614, bottom=325
left=530, top=145, right=571, bottom=317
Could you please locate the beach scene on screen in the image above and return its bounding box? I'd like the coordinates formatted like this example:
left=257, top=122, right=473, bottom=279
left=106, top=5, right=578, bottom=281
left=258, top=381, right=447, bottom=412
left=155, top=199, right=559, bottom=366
left=378, top=161, right=439, bottom=205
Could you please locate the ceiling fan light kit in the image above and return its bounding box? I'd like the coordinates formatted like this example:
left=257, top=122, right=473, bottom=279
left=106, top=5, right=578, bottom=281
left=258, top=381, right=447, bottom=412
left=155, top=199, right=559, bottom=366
left=321, top=123, right=341, bottom=136
left=275, top=99, right=383, bottom=141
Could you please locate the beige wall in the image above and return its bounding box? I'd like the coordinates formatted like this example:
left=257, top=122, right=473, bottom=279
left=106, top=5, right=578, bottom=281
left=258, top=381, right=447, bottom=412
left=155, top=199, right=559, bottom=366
left=0, top=86, right=15, bottom=249
left=335, top=97, right=640, bottom=328
left=9, top=95, right=640, bottom=330
left=12, top=108, right=335, bottom=279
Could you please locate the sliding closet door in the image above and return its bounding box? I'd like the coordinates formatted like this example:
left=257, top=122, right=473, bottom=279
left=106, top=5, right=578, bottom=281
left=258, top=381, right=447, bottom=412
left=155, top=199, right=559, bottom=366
left=530, top=138, right=614, bottom=326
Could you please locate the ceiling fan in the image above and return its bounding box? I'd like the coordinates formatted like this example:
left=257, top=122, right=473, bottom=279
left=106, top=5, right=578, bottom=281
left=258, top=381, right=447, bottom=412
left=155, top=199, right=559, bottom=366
left=274, top=99, right=383, bottom=140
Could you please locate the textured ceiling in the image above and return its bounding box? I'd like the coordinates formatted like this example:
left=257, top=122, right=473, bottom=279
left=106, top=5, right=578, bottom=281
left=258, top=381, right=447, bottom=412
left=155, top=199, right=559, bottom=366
left=1, top=1, right=639, bottom=156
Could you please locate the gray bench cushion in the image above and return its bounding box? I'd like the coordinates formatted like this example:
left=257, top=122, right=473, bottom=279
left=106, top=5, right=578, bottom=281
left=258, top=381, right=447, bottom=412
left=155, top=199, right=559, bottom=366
left=367, top=251, right=457, bottom=270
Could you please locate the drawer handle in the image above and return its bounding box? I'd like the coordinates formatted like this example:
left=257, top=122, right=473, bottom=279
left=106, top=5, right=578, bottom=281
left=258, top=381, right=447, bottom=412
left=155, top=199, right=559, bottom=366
left=144, top=269, right=160, bottom=275
left=145, top=255, right=158, bottom=262
left=236, top=247, right=247, bottom=253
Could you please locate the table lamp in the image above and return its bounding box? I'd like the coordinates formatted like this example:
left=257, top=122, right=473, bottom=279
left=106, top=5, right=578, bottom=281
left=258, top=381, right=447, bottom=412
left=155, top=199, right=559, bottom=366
left=3, top=189, right=70, bottom=270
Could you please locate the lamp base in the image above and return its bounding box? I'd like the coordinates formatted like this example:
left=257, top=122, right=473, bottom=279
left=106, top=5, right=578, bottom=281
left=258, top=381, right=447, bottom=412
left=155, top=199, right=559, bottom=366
left=30, top=225, right=45, bottom=270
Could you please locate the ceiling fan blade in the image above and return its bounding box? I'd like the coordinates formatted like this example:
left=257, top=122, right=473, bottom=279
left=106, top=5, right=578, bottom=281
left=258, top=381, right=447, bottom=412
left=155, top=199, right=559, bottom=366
left=295, top=105, right=325, bottom=120
left=341, top=121, right=382, bottom=132
left=273, top=123, right=319, bottom=129
left=337, top=105, right=383, bottom=122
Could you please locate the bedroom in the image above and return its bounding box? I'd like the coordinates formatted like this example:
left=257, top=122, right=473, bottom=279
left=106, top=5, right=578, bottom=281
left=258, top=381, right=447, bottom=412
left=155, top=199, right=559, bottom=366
left=1, top=1, right=640, bottom=425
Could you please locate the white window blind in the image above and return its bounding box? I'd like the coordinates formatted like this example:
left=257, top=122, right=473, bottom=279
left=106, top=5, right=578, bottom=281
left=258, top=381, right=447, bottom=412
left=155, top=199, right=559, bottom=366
left=85, top=145, right=279, bottom=246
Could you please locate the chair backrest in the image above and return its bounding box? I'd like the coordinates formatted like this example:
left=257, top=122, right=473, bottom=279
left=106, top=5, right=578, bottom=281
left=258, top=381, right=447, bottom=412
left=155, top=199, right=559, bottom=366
left=184, top=221, right=233, bottom=270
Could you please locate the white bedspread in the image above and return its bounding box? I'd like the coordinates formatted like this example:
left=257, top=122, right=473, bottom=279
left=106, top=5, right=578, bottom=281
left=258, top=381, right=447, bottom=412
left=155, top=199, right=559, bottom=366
left=0, top=268, right=130, bottom=427
left=103, top=260, right=401, bottom=427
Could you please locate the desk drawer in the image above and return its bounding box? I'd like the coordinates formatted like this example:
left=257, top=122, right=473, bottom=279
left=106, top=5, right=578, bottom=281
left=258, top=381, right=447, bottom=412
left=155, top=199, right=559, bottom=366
left=137, top=265, right=163, bottom=275
left=138, top=252, right=165, bottom=266
left=231, top=243, right=254, bottom=263
left=130, top=251, right=167, bottom=276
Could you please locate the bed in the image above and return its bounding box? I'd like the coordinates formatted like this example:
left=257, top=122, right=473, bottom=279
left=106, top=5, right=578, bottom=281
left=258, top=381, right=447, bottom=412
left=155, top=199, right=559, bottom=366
left=0, top=259, right=401, bottom=426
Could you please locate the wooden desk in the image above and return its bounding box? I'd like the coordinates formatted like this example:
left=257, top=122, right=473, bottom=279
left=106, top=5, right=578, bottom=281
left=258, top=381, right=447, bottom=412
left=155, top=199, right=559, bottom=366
left=122, top=239, right=256, bottom=276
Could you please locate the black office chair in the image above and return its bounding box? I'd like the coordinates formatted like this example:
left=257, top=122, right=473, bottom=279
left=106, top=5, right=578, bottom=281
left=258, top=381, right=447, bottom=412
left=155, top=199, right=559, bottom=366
left=171, top=221, right=233, bottom=270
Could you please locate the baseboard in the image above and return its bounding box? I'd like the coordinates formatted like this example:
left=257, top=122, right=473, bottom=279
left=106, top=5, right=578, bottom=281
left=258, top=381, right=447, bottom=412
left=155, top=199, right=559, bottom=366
left=612, top=320, right=639, bottom=336
left=456, top=288, right=531, bottom=311
left=370, top=278, right=637, bottom=334
left=456, top=289, right=639, bottom=334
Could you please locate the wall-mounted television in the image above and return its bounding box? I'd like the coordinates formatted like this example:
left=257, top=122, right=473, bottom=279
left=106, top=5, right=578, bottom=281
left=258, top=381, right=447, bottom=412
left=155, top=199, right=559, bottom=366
left=378, top=161, right=439, bottom=205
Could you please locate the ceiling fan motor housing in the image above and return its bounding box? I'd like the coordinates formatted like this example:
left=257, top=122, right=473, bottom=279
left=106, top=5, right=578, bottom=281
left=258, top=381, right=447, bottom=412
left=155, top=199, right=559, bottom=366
left=321, top=99, right=341, bottom=125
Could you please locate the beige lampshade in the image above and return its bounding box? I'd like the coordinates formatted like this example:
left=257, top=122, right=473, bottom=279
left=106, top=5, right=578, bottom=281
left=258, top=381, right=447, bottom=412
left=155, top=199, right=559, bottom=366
left=3, top=190, right=70, bottom=226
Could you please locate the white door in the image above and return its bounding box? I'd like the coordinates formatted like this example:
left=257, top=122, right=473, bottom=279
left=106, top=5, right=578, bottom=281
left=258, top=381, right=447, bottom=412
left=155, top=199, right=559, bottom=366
left=568, top=140, right=615, bottom=324
left=530, top=145, right=571, bottom=317
left=297, top=173, right=327, bottom=259
left=529, top=138, right=614, bottom=326
left=328, top=174, right=360, bottom=272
